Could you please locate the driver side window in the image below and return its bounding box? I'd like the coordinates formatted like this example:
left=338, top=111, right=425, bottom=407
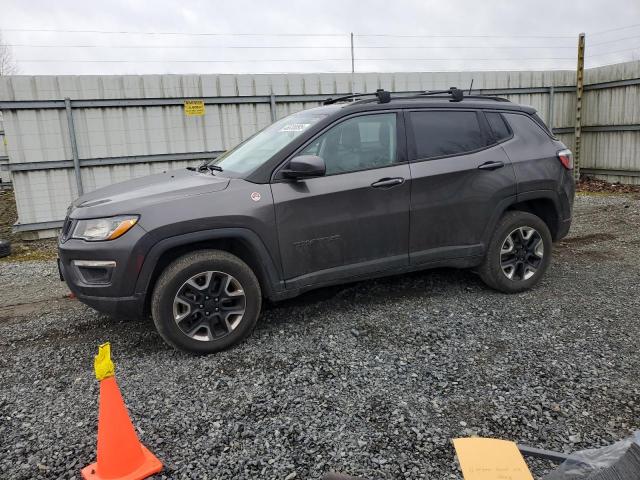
left=300, top=113, right=397, bottom=175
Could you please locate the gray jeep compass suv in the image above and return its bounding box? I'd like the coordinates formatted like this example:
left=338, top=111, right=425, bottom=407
left=58, top=88, right=575, bottom=354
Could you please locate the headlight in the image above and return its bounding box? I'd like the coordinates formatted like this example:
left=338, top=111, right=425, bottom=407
left=72, top=215, right=139, bottom=241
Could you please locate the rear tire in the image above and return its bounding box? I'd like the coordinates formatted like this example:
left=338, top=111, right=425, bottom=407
left=479, top=211, right=552, bottom=293
left=151, top=250, right=261, bottom=354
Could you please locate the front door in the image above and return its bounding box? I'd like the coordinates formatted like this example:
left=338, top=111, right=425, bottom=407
left=271, top=112, right=411, bottom=288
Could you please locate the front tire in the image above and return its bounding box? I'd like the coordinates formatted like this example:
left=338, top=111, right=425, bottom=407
left=151, top=250, right=261, bottom=354
left=479, top=211, right=552, bottom=293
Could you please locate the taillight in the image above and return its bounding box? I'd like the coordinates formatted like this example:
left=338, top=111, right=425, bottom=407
left=557, top=149, right=573, bottom=170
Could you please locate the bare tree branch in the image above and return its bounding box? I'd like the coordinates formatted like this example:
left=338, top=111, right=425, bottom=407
left=0, top=32, right=18, bottom=76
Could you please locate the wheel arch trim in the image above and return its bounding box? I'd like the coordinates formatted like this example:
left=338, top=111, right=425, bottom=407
left=511, top=190, right=565, bottom=240
left=134, top=228, right=284, bottom=299
left=482, top=190, right=564, bottom=246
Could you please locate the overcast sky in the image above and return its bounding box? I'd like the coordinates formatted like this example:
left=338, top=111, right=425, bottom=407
left=1, top=0, right=639, bottom=75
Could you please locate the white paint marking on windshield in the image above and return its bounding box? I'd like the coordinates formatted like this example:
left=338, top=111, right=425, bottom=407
left=279, top=123, right=311, bottom=132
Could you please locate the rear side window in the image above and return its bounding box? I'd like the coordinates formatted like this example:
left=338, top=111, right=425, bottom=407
left=485, top=112, right=511, bottom=142
left=409, top=111, right=486, bottom=160
left=532, top=113, right=556, bottom=138
left=503, top=113, right=554, bottom=146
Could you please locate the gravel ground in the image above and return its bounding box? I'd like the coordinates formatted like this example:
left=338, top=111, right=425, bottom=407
left=1, top=193, right=639, bottom=480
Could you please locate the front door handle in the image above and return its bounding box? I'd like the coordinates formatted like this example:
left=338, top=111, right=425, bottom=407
left=478, top=161, right=505, bottom=170
left=371, top=177, right=405, bottom=188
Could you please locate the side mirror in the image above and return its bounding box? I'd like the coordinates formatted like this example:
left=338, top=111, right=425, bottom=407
left=282, top=155, right=326, bottom=179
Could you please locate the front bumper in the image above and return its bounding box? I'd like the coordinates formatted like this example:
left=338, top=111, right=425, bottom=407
left=72, top=292, right=146, bottom=317
left=58, top=224, right=149, bottom=318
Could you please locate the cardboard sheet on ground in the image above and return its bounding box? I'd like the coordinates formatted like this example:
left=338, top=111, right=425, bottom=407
left=453, top=437, right=534, bottom=480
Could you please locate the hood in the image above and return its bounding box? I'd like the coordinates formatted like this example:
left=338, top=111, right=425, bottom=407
left=70, top=168, right=230, bottom=218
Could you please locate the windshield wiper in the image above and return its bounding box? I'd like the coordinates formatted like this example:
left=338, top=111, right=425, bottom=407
left=190, top=162, right=223, bottom=174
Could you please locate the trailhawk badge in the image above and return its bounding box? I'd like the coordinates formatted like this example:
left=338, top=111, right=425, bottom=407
left=250, top=192, right=261, bottom=202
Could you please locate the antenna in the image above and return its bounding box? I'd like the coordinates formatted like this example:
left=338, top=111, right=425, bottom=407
left=468, top=79, right=474, bottom=95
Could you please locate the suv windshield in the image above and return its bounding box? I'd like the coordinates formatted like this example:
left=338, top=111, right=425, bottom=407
left=210, top=111, right=328, bottom=175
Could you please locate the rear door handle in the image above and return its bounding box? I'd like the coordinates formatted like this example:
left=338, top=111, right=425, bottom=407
left=371, top=177, right=405, bottom=188
left=478, top=161, right=505, bottom=170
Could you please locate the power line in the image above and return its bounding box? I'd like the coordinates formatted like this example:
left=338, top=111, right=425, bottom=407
left=585, top=59, right=639, bottom=68
left=1, top=28, right=576, bottom=40
left=1, top=28, right=345, bottom=37
left=591, top=23, right=640, bottom=36
left=588, top=45, right=640, bottom=57
left=3, top=44, right=350, bottom=49
left=357, top=57, right=575, bottom=61
left=354, top=45, right=575, bottom=49
left=590, top=35, right=640, bottom=47
left=19, top=57, right=576, bottom=63
left=2, top=43, right=576, bottom=50
left=3, top=26, right=638, bottom=43
left=356, top=33, right=574, bottom=39
left=18, top=59, right=352, bottom=63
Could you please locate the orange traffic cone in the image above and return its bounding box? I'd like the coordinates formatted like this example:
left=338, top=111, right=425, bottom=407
left=82, top=343, right=163, bottom=480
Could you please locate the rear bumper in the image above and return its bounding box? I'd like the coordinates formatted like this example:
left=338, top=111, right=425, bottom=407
left=556, top=217, right=572, bottom=240
left=516, top=186, right=574, bottom=242
left=556, top=171, right=575, bottom=240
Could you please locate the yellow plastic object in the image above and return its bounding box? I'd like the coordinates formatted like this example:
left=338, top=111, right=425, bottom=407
left=453, top=437, right=533, bottom=480
left=94, top=342, right=115, bottom=381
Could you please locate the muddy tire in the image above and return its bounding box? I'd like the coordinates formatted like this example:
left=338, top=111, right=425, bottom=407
left=151, top=250, right=261, bottom=354
left=479, top=211, right=552, bottom=293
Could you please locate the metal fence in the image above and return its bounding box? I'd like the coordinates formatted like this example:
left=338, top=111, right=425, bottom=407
left=578, top=61, right=640, bottom=182
left=0, top=113, right=9, bottom=187
left=0, top=64, right=638, bottom=237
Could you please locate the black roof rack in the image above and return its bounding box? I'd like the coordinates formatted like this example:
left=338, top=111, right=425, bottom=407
left=323, top=89, right=391, bottom=105
left=419, top=87, right=465, bottom=102
left=416, top=87, right=510, bottom=102
left=325, top=87, right=512, bottom=107
left=461, top=95, right=511, bottom=102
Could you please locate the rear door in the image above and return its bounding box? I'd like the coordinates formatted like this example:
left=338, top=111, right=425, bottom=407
left=271, top=111, right=411, bottom=288
left=406, top=109, right=517, bottom=264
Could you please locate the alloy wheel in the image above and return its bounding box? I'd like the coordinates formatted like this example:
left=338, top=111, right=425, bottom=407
left=500, top=226, right=544, bottom=281
left=172, top=271, right=246, bottom=341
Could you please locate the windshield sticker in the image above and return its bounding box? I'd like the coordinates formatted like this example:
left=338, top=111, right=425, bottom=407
left=279, top=123, right=311, bottom=132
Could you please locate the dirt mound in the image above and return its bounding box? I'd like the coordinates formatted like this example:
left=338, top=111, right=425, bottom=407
left=578, top=176, right=640, bottom=194
left=0, top=189, right=18, bottom=243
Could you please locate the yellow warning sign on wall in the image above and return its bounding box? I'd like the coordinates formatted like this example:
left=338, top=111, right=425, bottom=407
left=184, top=100, right=205, bottom=116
